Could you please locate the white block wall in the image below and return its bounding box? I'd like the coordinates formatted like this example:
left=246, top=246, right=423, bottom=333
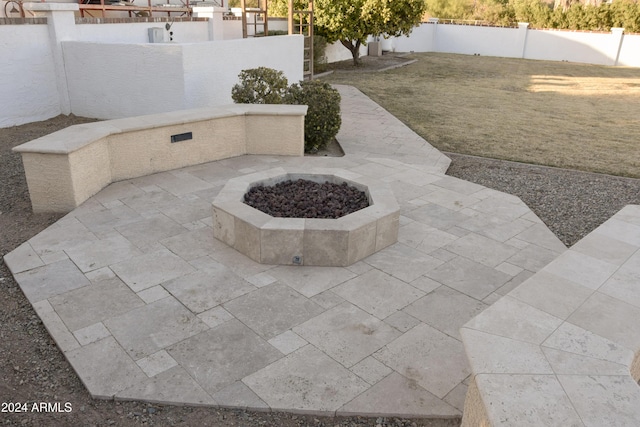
left=391, top=24, right=436, bottom=53
left=63, top=35, right=304, bottom=119
left=525, top=29, right=621, bottom=65
left=388, top=22, right=639, bottom=67
left=1, top=9, right=639, bottom=128
left=63, top=42, right=186, bottom=119
left=182, top=35, right=303, bottom=107
left=0, top=24, right=60, bottom=128
left=436, top=25, right=524, bottom=57
left=75, top=21, right=210, bottom=43
left=324, top=41, right=369, bottom=64
left=618, top=33, right=640, bottom=66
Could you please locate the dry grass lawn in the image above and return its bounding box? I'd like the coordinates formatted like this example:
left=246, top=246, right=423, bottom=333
left=322, top=53, right=640, bottom=178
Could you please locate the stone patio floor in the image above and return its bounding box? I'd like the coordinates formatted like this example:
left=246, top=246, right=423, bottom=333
left=4, top=85, right=569, bottom=418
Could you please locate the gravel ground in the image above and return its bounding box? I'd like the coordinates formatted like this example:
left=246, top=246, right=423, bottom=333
left=0, top=116, right=461, bottom=427
left=1, top=115, right=638, bottom=426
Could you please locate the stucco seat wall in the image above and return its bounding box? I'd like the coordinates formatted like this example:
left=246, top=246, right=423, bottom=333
left=13, top=104, right=307, bottom=213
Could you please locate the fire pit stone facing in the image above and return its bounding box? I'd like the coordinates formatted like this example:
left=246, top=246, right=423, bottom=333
left=212, top=167, right=399, bottom=267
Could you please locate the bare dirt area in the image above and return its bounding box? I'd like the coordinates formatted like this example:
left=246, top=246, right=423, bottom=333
left=0, top=116, right=461, bottom=427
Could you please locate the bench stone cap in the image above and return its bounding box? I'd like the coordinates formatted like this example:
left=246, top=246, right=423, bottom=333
left=13, top=104, right=308, bottom=155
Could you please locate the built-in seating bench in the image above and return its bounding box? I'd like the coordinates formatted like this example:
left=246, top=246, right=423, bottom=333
left=13, top=104, right=307, bottom=213
left=461, top=204, right=640, bottom=426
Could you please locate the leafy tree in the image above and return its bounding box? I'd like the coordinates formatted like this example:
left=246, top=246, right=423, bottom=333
left=511, top=0, right=552, bottom=27
left=267, top=0, right=307, bottom=17
left=472, top=0, right=516, bottom=25
left=314, top=0, right=427, bottom=66
left=424, top=0, right=474, bottom=20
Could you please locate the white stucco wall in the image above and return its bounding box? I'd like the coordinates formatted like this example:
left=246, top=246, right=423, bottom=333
left=435, top=25, right=524, bottom=57
left=618, top=33, right=640, bottom=67
left=182, top=35, right=303, bottom=107
left=63, top=42, right=186, bottom=119
left=390, top=24, right=436, bottom=53
left=74, top=21, right=210, bottom=43
left=2, top=10, right=639, bottom=128
left=222, top=19, right=243, bottom=39
left=0, top=24, right=60, bottom=127
left=324, top=40, right=368, bottom=64
left=63, top=35, right=304, bottom=120
left=525, top=29, right=621, bottom=65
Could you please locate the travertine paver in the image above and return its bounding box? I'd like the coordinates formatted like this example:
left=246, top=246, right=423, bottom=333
left=224, top=283, right=324, bottom=340
left=14, top=259, right=90, bottom=303
left=168, top=319, right=282, bottom=395
left=293, top=302, right=401, bottom=367
left=338, top=372, right=460, bottom=418
left=3, top=85, right=571, bottom=418
left=104, top=296, right=208, bottom=360
left=333, top=269, right=425, bottom=319
left=403, top=286, right=488, bottom=340
left=460, top=206, right=640, bottom=426
left=243, top=345, right=369, bottom=413
left=49, top=277, right=144, bottom=331
left=110, top=248, right=195, bottom=292
left=164, top=266, right=255, bottom=313
left=374, top=323, right=470, bottom=399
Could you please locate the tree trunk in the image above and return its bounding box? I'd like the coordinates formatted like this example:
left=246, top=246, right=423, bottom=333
left=341, top=39, right=362, bottom=66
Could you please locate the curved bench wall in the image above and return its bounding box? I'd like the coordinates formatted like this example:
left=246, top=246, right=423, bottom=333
left=13, top=104, right=307, bottom=213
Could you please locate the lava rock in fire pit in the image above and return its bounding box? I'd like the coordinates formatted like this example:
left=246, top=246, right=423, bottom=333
left=244, top=179, right=369, bottom=219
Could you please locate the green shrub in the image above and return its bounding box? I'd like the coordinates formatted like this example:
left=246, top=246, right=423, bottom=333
left=231, top=67, right=289, bottom=104
left=285, top=80, right=341, bottom=152
left=231, top=68, right=342, bottom=153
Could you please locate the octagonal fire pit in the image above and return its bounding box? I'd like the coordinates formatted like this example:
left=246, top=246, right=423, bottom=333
left=212, top=167, right=399, bottom=267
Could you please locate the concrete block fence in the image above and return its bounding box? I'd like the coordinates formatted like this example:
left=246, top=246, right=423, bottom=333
left=1, top=4, right=639, bottom=127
